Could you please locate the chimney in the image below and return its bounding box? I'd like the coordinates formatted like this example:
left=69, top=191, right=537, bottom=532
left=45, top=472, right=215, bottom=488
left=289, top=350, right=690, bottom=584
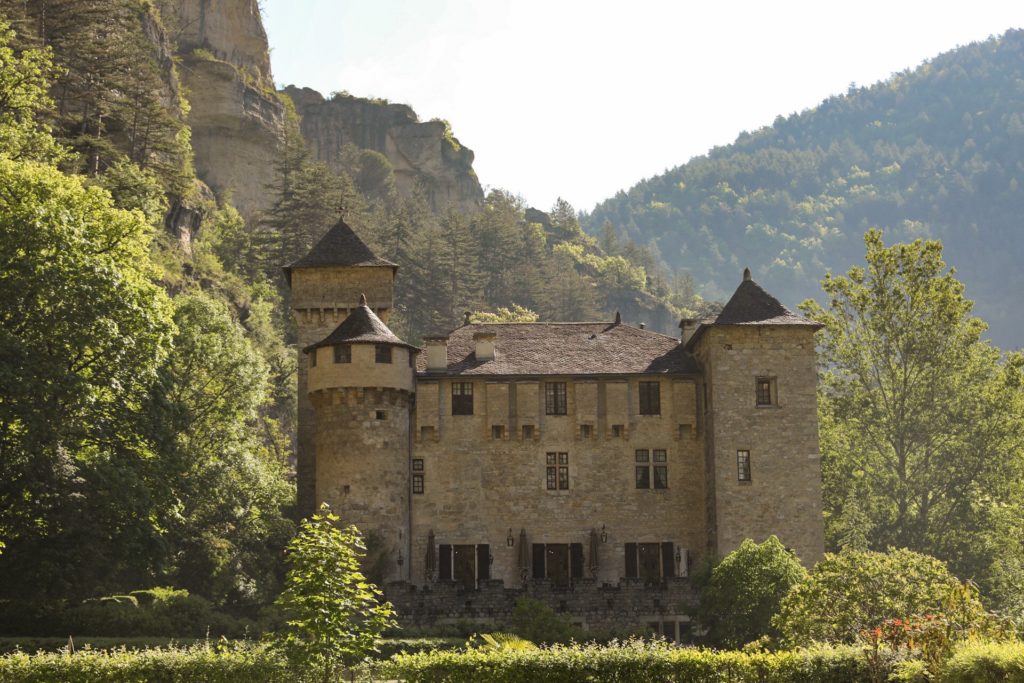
left=424, top=336, right=449, bottom=371
left=473, top=331, right=496, bottom=361
left=680, top=318, right=699, bottom=345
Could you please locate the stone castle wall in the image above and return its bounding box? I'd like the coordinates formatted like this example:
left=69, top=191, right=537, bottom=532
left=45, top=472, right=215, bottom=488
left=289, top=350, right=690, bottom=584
left=385, top=577, right=699, bottom=635
left=696, top=326, right=824, bottom=564
left=409, top=376, right=706, bottom=588
left=312, top=387, right=411, bottom=583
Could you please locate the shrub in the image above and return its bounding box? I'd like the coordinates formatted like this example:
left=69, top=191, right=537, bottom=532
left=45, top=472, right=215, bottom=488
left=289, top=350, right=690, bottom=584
left=273, top=503, right=395, bottom=680
left=697, top=535, right=807, bottom=648
left=505, top=597, right=583, bottom=645
left=773, top=548, right=979, bottom=646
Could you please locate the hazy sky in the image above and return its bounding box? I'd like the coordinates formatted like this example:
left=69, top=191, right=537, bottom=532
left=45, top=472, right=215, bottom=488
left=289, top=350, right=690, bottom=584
left=261, top=1, right=1023, bottom=213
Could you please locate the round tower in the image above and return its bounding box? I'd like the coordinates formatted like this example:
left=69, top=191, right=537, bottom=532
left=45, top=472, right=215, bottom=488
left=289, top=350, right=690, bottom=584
left=285, top=218, right=397, bottom=519
left=305, top=294, right=417, bottom=582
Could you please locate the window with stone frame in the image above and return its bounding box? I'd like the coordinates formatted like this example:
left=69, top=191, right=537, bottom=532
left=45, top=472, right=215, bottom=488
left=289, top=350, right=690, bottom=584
left=522, top=424, right=535, bottom=439
left=635, top=449, right=668, bottom=489
left=375, top=344, right=392, bottom=364
left=491, top=425, right=505, bottom=439
left=580, top=424, right=593, bottom=439
left=756, top=377, right=776, bottom=406
left=639, top=381, right=661, bottom=415
left=334, top=344, right=351, bottom=363
left=452, top=381, right=473, bottom=415
left=546, top=452, right=569, bottom=490
left=545, top=382, right=567, bottom=415
left=737, top=450, right=752, bottom=482
left=412, top=458, right=424, bottom=494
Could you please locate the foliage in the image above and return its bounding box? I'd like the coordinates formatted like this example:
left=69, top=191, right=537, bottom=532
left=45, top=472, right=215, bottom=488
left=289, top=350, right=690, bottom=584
left=938, top=640, right=1024, bottom=683
left=697, top=536, right=808, bottom=648
left=0, top=157, right=174, bottom=599
left=800, top=230, right=1024, bottom=598
left=0, top=18, right=65, bottom=163
left=273, top=504, right=396, bottom=679
left=1, top=0, right=195, bottom=194
left=148, top=293, right=294, bottom=604
left=471, top=305, right=540, bottom=323
left=505, top=598, right=583, bottom=645
left=772, top=548, right=988, bottom=646
left=382, top=639, right=890, bottom=682
left=583, top=29, right=1024, bottom=346
left=0, top=642, right=292, bottom=682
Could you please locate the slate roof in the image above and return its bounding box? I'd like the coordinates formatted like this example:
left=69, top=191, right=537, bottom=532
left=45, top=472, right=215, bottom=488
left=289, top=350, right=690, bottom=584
left=415, top=321, right=698, bottom=376
left=685, top=268, right=821, bottom=350
left=305, top=295, right=417, bottom=352
left=284, top=219, right=396, bottom=284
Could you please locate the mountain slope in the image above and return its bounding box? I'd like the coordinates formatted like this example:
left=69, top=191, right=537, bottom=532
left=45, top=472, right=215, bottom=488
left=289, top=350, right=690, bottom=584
left=584, top=29, right=1024, bottom=348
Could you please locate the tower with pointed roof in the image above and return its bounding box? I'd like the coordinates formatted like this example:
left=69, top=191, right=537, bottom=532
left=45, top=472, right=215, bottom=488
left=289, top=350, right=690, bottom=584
left=304, top=294, right=417, bottom=583
left=286, top=219, right=398, bottom=518
left=685, top=267, right=825, bottom=563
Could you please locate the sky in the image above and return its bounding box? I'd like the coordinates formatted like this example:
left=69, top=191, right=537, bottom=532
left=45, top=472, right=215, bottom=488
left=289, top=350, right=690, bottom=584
left=261, top=1, right=1024, bottom=213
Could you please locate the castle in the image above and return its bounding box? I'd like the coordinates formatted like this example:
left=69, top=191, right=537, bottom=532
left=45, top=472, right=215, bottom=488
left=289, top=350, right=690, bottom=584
left=286, top=219, right=824, bottom=635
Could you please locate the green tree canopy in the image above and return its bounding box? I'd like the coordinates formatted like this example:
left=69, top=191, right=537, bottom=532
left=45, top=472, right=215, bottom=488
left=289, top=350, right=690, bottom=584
left=0, top=156, right=174, bottom=597
left=800, top=230, right=1024, bottom=589
left=697, top=536, right=808, bottom=649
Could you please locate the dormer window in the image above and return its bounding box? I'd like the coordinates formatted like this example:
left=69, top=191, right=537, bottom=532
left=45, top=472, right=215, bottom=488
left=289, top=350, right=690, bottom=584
left=334, top=344, right=351, bottom=363
left=375, top=345, right=392, bottom=364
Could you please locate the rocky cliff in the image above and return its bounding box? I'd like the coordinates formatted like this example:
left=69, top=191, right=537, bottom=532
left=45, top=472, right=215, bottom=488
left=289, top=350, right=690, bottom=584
left=284, top=86, right=484, bottom=213
left=161, top=0, right=284, bottom=219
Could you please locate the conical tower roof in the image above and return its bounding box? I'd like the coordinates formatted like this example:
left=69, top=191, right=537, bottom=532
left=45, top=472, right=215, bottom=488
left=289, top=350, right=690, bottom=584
left=305, top=294, right=418, bottom=353
left=686, top=268, right=821, bottom=349
left=283, top=218, right=396, bottom=284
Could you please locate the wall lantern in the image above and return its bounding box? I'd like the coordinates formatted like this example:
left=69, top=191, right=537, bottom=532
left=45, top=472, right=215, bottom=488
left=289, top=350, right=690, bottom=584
left=600, top=524, right=608, bottom=543
left=506, top=528, right=515, bottom=547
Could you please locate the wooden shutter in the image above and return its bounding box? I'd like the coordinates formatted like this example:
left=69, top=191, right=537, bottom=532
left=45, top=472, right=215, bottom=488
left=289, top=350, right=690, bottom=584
left=570, top=543, right=584, bottom=579
left=625, top=542, right=638, bottom=578
left=439, top=544, right=452, bottom=581
left=477, top=544, right=490, bottom=581
left=661, top=542, right=675, bottom=578
left=532, top=543, right=546, bottom=579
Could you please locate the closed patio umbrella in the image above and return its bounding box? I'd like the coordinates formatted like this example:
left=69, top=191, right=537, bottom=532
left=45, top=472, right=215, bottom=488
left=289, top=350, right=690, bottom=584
left=589, top=528, right=600, bottom=576
left=425, top=529, right=436, bottom=580
left=518, top=529, right=529, bottom=579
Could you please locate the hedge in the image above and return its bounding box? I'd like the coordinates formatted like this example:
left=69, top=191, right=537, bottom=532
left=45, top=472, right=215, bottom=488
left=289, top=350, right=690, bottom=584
left=938, top=641, right=1024, bottom=683
left=0, top=643, right=294, bottom=683
left=379, top=640, right=893, bottom=682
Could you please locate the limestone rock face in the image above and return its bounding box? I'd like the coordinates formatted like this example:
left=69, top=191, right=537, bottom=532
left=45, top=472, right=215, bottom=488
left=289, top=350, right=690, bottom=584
left=182, top=54, right=284, bottom=218
left=284, top=86, right=484, bottom=213
left=166, top=0, right=274, bottom=87
left=161, top=0, right=283, bottom=218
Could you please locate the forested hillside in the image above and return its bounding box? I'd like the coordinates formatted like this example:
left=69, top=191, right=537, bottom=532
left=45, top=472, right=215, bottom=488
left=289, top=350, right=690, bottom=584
left=585, top=29, right=1024, bottom=347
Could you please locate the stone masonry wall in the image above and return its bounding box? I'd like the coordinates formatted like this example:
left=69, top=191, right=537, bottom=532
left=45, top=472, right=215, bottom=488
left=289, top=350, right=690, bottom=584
left=698, top=326, right=824, bottom=565
left=409, top=376, right=705, bottom=589
left=312, top=387, right=411, bottom=583
left=385, top=577, right=699, bottom=635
